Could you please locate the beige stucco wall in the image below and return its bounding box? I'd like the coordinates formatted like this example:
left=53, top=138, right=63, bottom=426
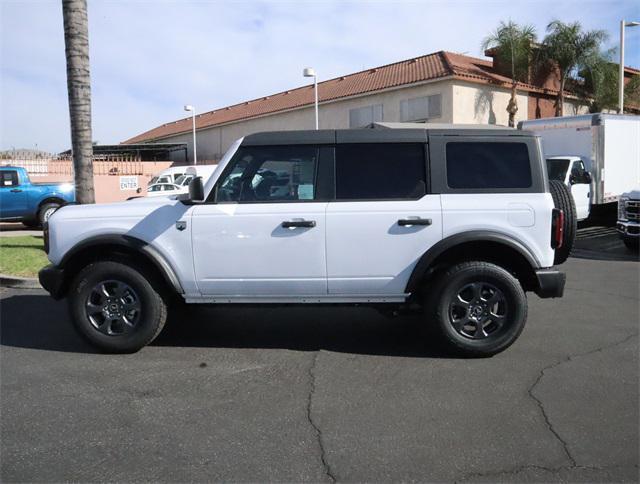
left=451, top=81, right=529, bottom=126
left=154, top=79, right=455, bottom=161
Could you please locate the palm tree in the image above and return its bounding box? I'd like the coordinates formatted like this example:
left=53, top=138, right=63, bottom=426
left=62, top=0, right=95, bottom=204
left=482, top=21, right=536, bottom=127
left=580, top=52, right=640, bottom=113
left=538, top=20, right=608, bottom=117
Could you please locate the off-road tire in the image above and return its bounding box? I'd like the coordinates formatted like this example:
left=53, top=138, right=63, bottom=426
left=426, top=261, right=528, bottom=357
left=38, top=202, right=61, bottom=225
left=548, top=179, right=577, bottom=265
left=68, top=261, right=167, bottom=353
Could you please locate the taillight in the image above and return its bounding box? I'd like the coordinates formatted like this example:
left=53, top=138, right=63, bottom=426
left=551, top=208, right=564, bottom=249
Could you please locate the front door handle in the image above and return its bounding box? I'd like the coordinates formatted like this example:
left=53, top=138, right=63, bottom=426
left=282, top=220, right=316, bottom=228
left=10, top=188, right=22, bottom=193
left=398, top=217, right=432, bottom=226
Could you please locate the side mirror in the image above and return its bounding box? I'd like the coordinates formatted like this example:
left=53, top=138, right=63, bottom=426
left=188, top=176, right=204, bottom=202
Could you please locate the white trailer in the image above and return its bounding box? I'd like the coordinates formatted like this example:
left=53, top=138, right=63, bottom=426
left=519, top=114, right=640, bottom=220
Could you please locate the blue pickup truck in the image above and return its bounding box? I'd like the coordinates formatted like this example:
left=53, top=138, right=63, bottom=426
left=0, top=166, right=76, bottom=227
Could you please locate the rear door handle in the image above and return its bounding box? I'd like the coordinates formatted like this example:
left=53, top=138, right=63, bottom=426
left=10, top=189, right=22, bottom=193
left=398, top=217, right=432, bottom=226
left=282, top=220, right=316, bottom=228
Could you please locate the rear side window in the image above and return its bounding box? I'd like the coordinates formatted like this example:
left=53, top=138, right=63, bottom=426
left=446, top=142, right=532, bottom=189
left=336, top=143, right=426, bottom=200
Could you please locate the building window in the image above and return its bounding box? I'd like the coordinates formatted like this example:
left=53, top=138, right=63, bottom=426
left=400, top=94, right=442, bottom=122
left=335, top=143, right=426, bottom=200
left=349, top=104, right=383, bottom=128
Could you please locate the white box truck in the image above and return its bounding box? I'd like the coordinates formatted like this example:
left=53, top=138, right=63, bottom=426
left=519, top=113, right=640, bottom=221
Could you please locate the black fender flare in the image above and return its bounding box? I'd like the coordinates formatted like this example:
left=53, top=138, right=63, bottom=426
left=59, top=234, right=184, bottom=294
left=405, top=231, right=540, bottom=293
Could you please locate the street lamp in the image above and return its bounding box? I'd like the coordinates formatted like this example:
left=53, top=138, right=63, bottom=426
left=303, top=67, right=318, bottom=130
left=184, top=104, right=197, bottom=164
left=619, top=20, right=640, bottom=114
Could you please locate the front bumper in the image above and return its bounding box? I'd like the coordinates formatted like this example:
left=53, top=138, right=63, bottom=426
left=617, top=221, right=640, bottom=238
left=38, top=264, right=65, bottom=300
left=534, top=269, right=565, bottom=298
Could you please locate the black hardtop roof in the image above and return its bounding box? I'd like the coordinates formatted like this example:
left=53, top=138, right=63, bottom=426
left=242, top=124, right=535, bottom=146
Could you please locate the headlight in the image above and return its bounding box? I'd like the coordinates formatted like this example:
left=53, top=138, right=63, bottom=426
left=618, top=197, right=628, bottom=221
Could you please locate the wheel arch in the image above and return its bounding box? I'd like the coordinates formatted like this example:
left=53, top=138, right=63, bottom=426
left=58, top=235, right=184, bottom=297
left=405, top=231, right=540, bottom=294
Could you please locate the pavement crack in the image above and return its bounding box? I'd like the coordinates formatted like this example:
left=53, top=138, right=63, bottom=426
left=527, top=332, right=639, bottom=469
left=307, top=351, right=337, bottom=483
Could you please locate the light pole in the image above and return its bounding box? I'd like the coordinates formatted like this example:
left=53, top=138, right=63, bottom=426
left=619, top=20, right=640, bottom=114
left=184, top=104, right=197, bottom=164
left=303, top=67, right=318, bottom=130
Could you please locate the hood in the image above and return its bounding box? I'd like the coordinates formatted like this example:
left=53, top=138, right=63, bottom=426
left=50, top=196, right=180, bottom=222
left=622, top=189, right=640, bottom=200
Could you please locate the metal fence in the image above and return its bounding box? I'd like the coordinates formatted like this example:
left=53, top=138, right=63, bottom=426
left=1, top=158, right=147, bottom=176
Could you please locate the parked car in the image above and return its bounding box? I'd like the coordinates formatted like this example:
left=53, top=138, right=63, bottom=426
left=617, top=188, right=640, bottom=251
left=146, top=182, right=184, bottom=197
left=0, top=166, right=75, bottom=226
left=519, top=113, right=640, bottom=222
left=148, top=165, right=217, bottom=187
left=39, top=126, right=572, bottom=356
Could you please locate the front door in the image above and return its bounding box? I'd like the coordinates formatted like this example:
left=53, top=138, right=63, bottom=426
left=569, top=160, right=591, bottom=220
left=0, top=170, right=27, bottom=219
left=191, top=144, right=328, bottom=297
left=325, top=142, right=442, bottom=296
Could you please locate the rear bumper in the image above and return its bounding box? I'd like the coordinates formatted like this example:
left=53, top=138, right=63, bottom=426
left=534, top=269, right=565, bottom=298
left=38, top=264, right=65, bottom=300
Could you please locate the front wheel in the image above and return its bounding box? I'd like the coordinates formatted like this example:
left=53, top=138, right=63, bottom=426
left=68, top=261, right=168, bottom=353
left=426, top=261, right=528, bottom=357
left=623, top=237, right=639, bottom=252
left=38, top=202, right=61, bottom=225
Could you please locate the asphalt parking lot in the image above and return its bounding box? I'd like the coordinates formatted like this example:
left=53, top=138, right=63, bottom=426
left=1, top=229, right=638, bottom=482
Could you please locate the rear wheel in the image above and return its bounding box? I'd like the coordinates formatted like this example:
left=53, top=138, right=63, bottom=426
left=548, top=180, right=577, bottom=264
left=426, top=261, right=528, bottom=357
left=68, top=261, right=167, bottom=353
left=38, top=202, right=61, bottom=225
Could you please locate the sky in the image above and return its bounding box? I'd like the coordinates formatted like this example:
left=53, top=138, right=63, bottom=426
left=1, top=0, right=639, bottom=152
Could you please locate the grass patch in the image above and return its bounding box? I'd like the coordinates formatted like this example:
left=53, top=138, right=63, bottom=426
left=0, top=236, right=48, bottom=278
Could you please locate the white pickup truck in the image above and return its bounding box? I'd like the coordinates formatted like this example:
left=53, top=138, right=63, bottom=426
left=519, top=114, right=640, bottom=221
left=39, top=126, right=572, bottom=356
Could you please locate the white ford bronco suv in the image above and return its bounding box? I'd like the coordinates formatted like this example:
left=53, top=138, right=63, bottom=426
left=39, top=125, right=573, bottom=356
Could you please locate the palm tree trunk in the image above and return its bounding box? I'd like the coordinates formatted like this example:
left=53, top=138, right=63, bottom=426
left=62, top=0, right=95, bottom=204
left=507, top=82, right=519, bottom=127
left=555, top=76, right=565, bottom=117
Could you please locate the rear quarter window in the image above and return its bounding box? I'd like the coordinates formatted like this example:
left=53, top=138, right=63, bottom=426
left=446, top=142, right=532, bottom=189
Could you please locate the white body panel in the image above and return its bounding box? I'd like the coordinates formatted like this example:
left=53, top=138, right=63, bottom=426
left=440, top=193, right=555, bottom=268
left=191, top=202, right=328, bottom=296
left=325, top=196, right=442, bottom=295
left=521, top=114, right=640, bottom=205
left=47, top=198, right=199, bottom=296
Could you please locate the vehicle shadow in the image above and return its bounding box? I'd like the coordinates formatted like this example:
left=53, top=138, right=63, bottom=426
left=0, top=293, right=456, bottom=358
left=572, top=223, right=639, bottom=262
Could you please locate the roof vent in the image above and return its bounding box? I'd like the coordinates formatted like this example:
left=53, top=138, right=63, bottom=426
left=369, top=68, right=378, bottom=73
left=264, top=96, right=270, bottom=100
left=340, top=76, right=346, bottom=81
left=409, top=59, right=417, bottom=64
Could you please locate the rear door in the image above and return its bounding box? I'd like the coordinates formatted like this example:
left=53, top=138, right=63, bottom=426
left=325, top=141, right=442, bottom=297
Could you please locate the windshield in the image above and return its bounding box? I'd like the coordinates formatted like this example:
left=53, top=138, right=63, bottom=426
left=546, top=159, right=570, bottom=181
left=175, top=174, right=194, bottom=186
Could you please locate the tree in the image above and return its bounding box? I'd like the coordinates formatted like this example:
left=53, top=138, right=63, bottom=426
left=580, top=53, right=640, bottom=113
left=538, top=20, right=608, bottom=117
left=62, top=0, right=95, bottom=204
left=482, top=21, right=536, bottom=127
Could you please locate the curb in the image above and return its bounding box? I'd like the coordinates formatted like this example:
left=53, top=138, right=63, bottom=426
left=0, top=273, right=42, bottom=290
